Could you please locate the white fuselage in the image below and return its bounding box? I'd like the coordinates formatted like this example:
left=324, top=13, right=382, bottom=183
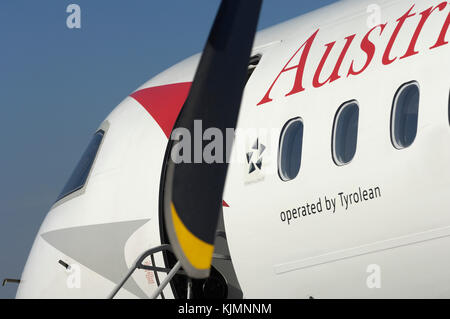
left=17, top=0, right=450, bottom=298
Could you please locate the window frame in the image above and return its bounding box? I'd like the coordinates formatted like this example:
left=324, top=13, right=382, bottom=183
left=278, top=117, right=304, bottom=182
left=53, top=121, right=110, bottom=208
left=246, top=54, right=262, bottom=84
left=332, top=100, right=360, bottom=166
left=448, top=89, right=450, bottom=126
left=390, top=81, right=420, bottom=150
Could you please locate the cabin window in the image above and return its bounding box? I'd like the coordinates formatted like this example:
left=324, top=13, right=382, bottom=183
left=391, top=81, right=419, bottom=149
left=278, top=118, right=304, bottom=181
left=332, top=101, right=359, bottom=165
left=55, top=130, right=105, bottom=202
left=448, top=89, right=450, bottom=126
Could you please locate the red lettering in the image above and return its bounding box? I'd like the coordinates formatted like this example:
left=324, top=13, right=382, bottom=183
left=257, top=2, right=450, bottom=107
left=382, top=5, right=416, bottom=65
left=313, top=35, right=356, bottom=88
left=348, top=24, right=386, bottom=76
left=430, top=8, right=450, bottom=49
left=401, top=2, right=447, bottom=59
left=257, top=29, right=319, bottom=106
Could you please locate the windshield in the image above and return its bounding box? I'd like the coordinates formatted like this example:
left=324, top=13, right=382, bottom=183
left=55, top=130, right=104, bottom=203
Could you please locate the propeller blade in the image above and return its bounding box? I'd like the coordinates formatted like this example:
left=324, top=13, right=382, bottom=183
left=163, top=0, right=262, bottom=278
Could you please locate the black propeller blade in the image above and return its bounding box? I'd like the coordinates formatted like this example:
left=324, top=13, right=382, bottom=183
left=163, top=0, right=263, bottom=278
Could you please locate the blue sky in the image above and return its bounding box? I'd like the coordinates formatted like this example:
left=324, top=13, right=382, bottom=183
left=0, top=0, right=339, bottom=298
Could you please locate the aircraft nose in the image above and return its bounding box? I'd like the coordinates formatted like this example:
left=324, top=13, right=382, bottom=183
left=16, top=90, right=187, bottom=298
left=16, top=216, right=165, bottom=298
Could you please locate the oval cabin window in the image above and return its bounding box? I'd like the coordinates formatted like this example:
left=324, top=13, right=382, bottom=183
left=278, top=118, right=304, bottom=181
left=391, top=81, right=419, bottom=149
left=333, top=101, right=359, bottom=165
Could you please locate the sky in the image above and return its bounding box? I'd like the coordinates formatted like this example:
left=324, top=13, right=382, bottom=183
left=0, top=0, right=339, bottom=298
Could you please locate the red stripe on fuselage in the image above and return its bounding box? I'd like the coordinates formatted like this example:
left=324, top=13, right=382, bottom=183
left=130, top=82, right=192, bottom=138
left=130, top=82, right=230, bottom=208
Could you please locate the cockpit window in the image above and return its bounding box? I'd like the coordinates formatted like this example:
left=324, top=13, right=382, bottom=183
left=55, top=130, right=105, bottom=203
